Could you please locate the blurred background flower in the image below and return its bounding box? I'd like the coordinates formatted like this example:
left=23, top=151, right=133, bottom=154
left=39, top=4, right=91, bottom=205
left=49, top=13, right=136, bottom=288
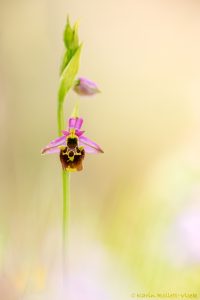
left=166, top=186, right=200, bottom=266
left=1, top=0, right=200, bottom=298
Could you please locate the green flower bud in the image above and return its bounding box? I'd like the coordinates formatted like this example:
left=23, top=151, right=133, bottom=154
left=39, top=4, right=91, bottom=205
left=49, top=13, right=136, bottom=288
left=63, top=17, right=79, bottom=51
left=63, top=17, right=74, bottom=49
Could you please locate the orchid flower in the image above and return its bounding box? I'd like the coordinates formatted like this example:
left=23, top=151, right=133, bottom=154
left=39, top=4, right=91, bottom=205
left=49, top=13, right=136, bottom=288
left=73, top=77, right=100, bottom=96
left=41, top=117, right=103, bottom=172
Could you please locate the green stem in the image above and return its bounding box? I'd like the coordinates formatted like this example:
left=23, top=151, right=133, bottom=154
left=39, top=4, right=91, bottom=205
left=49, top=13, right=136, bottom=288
left=62, top=169, right=70, bottom=269
left=57, top=100, right=70, bottom=275
left=57, top=101, right=65, bottom=135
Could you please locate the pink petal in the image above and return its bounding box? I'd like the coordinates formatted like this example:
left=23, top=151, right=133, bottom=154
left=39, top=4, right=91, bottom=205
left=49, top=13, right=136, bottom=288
left=75, top=130, right=85, bottom=137
left=79, top=135, right=104, bottom=154
left=61, top=130, right=70, bottom=136
left=68, top=117, right=83, bottom=130
left=41, top=135, right=66, bottom=155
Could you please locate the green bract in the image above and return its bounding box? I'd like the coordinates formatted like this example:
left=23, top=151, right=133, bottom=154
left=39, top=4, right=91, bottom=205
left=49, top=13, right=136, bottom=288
left=58, top=45, right=82, bottom=103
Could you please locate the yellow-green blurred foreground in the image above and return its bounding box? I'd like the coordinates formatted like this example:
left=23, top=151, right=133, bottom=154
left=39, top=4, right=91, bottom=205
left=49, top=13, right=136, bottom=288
left=0, top=0, right=200, bottom=299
